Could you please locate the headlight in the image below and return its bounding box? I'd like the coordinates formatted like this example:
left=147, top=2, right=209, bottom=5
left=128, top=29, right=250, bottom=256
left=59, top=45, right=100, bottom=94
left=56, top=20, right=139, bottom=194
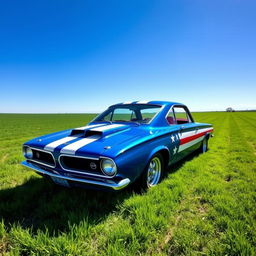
left=101, top=158, right=117, bottom=176
left=23, top=146, right=33, bottom=159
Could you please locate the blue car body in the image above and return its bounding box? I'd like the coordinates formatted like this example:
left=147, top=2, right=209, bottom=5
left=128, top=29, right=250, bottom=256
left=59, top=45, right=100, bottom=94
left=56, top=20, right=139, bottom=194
left=21, top=101, right=213, bottom=190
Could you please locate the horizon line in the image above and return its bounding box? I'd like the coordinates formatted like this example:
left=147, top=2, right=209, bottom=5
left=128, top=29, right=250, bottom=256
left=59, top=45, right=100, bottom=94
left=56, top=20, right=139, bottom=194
left=1, top=109, right=256, bottom=114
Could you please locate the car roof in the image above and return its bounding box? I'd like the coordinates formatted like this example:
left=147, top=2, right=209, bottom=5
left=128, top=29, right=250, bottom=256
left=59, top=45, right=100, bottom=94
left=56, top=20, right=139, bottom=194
left=110, top=100, right=183, bottom=108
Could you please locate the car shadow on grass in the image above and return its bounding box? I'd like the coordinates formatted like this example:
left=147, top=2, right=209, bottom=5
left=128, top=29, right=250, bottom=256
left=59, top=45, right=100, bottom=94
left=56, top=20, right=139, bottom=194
left=0, top=150, right=202, bottom=236
left=0, top=176, right=132, bottom=236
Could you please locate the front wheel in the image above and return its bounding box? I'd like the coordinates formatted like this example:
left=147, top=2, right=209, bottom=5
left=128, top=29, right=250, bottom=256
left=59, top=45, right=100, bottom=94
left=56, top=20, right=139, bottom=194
left=138, top=153, right=164, bottom=190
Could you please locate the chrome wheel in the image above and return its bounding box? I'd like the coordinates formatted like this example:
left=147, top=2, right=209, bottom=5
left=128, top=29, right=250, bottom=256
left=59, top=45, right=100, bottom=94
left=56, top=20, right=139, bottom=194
left=147, top=157, right=162, bottom=187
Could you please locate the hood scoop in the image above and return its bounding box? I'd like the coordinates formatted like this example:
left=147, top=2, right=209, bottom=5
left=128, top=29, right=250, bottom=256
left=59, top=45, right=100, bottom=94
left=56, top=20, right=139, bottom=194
left=70, top=129, right=86, bottom=136
left=70, top=124, right=129, bottom=137
left=70, top=129, right=102, bottom=137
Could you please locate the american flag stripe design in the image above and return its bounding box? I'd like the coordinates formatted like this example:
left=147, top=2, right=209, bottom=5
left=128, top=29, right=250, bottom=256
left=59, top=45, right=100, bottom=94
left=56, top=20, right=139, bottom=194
left=178, top=128, right=213, bottom=152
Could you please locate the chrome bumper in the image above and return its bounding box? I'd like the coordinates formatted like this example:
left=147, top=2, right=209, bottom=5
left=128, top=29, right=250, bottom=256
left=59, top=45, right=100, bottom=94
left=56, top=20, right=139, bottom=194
left=21, top=161, right=130, bottom=191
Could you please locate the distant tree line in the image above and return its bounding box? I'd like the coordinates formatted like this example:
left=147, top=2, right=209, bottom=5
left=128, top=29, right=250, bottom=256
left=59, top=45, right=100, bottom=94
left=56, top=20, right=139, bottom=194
left=226, top=107, right=235, bottom=112
left=225, top=108, right=256, bottom=112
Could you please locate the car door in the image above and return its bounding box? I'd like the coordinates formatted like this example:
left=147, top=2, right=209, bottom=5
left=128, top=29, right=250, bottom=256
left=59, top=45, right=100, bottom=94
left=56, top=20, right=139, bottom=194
left=172, top=105, right=199, bottom=161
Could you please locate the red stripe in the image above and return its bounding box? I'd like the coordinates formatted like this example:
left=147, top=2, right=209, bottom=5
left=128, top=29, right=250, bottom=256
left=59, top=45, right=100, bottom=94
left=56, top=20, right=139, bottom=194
left=180, top=128, right=213, bottom=145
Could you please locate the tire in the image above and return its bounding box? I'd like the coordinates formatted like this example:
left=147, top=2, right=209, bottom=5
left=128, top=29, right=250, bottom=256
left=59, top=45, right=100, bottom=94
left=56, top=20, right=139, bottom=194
left=200, top=137, right=208, bottom=153
left=138, top=152, right=164, bottom=190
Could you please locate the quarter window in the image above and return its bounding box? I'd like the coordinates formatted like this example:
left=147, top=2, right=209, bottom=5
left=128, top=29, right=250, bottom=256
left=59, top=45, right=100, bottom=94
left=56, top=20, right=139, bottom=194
left=166, top=109, right=176, bottom=125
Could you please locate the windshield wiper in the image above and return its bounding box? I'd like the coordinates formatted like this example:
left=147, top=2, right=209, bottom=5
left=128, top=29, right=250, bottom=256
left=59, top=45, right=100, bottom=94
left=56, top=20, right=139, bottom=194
left=114, top=120, right=141, bottom=126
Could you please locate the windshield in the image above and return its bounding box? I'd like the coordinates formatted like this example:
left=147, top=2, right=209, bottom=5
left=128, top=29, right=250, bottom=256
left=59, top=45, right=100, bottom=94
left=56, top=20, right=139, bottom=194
left=93, top=104, right=162, bottom=124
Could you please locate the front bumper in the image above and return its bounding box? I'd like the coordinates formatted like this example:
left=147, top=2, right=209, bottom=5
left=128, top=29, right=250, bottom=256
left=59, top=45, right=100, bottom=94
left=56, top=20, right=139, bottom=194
left=21, top=161, right=130, bottom=191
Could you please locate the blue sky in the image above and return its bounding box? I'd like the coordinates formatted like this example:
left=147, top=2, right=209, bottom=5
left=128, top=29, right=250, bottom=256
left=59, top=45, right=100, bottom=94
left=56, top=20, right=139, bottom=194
left=0, top=0, right=255, bottom=113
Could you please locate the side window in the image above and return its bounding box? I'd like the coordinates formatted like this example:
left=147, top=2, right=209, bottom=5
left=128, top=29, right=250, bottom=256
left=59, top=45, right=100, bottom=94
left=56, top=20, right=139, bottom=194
left=166, top=109, right=176, bottom=125
left=173, top=107, right=191, bottom=124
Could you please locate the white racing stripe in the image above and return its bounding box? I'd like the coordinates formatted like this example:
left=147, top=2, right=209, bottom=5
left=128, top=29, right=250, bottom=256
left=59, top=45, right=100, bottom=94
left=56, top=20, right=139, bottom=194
left=60, top=124, right=125, bottom=154
left=136, top=100, right=149, bottom=104
left=44, top=124, right=125, bottom=154
left=44, top=136, right=78, bottom=152
left=44, top=124, right=106, bottom=152
left=60, top=135, right=100, bottom=154
left=179, top=130, right=196, bottom=139
left=74, top=123, right=105, bottom=130
left=90, top=124, right=125, bottom=132
left=122, top=101, right=133, bottom=104
left=179, top=127, right=212, bottom=139
left=195, top=127, right=213, bottom=134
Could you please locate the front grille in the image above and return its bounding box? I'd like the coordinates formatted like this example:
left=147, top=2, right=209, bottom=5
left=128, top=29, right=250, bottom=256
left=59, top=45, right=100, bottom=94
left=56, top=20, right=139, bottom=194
left=60, top=155, right=103, bottom=175
left=31, top=149, right=55, bottom=167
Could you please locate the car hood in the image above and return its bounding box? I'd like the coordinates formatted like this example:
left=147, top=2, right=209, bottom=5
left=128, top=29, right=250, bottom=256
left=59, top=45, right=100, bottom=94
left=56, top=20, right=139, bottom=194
left=25, top=123, right=178, bottom=158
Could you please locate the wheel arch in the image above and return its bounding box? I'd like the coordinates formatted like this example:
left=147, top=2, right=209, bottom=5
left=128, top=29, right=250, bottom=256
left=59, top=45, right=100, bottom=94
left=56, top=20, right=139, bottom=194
left=133, top=146, right=170, bottom=190
left=147, top=146, right=170, bottom=169
left=205, top=132, right=211, bottom=140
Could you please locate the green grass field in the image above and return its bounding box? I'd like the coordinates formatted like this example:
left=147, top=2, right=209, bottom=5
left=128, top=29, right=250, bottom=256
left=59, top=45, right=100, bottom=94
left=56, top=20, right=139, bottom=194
left=0, top=112, right=255, bottom=255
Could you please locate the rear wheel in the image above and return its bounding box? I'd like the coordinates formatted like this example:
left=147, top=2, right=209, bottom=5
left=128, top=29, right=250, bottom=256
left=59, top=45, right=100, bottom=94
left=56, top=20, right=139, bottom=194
left=138, top=153, right=164, bottom=190
left=200, top=137, right=208, bottom=153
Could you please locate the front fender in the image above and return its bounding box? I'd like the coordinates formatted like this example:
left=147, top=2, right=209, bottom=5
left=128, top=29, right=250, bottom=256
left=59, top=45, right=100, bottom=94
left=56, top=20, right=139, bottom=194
left=145, top=145, right=170, bottom=166
left=114, top=135, right=172, bottom=183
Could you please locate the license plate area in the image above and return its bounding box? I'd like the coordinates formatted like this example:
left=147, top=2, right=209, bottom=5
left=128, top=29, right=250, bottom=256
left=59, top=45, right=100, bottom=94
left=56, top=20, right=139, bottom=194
left=51, top=176, right=70, bottom=187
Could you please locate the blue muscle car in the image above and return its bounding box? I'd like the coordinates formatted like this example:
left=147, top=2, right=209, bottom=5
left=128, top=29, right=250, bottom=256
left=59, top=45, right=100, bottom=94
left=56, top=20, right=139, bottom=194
left=21, top=101, right=213, bottom=190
